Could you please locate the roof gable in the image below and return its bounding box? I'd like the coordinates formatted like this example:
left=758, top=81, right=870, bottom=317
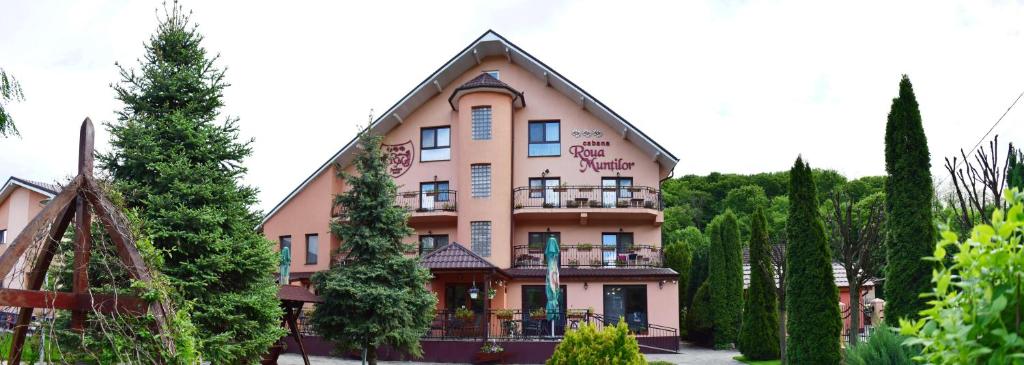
left=419, top=242, right=498, bottom=270
left=260, top=30, right=679, bottom=227
left=0, top=177, right=59, bottom=204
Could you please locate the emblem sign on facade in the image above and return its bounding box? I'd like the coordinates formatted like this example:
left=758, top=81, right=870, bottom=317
left=383, top=141, right=414, bottom=178
left=568, top=129, right=636, bottom=173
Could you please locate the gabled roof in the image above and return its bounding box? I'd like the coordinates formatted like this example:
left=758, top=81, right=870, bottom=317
left=277, top=284, right=323, bottom=303
left=741, top=245, right=874, bottom=289
left=260, top=30, right=680, bottom=227
left=449, top=72, right=525, bottom=110
left=0, top=176, right=60, bottom=204
left=419, top=242, right=500, bottom=271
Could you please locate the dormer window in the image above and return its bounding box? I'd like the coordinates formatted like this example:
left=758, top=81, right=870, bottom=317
left=483, top=70, right=499, bottom=79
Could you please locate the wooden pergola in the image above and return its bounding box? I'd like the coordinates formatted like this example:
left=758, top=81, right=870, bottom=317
left=275, top=285, right=322, bottom=365
left=0, top=118, right=176, bottom=363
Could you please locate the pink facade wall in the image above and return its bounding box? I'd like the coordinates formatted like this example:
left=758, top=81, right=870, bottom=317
left=0, top=187, right=52, bottom=289
left=261, top=56, right=677, bottom=328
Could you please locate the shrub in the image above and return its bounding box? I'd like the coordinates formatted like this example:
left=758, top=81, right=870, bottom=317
left=547, top=320, right=647, bottom=365
left=685, top=281, right=714, bottom=346
left=900, top=189, right=1024, bottom=364
left=845, top=326, right=917, bottom=365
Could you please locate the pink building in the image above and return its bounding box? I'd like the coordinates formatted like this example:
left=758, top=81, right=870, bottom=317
left=260, top=31, right=680, bottom=361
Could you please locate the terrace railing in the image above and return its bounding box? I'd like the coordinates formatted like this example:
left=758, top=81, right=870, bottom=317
left=512, top=244, right=663, bottom=268
left=332, top=190, right=458, bottom=218
left=512, top=185, right=661, bottom=210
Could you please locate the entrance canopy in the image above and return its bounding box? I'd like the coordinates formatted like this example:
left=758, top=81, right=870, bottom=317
left=420, top=242, right=509, bottom=279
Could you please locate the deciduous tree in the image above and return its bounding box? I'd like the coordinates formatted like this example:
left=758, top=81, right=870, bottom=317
left=0, top=68, right=24, bottom=137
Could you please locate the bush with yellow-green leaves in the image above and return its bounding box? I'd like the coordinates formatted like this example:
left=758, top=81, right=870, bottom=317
left=900, top=189, right=1024, bottom=364
left=547, top=320, right=646, bottom=365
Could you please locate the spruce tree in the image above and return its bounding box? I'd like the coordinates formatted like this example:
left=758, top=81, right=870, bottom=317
left=708, top=210, right=743, bottom=349
left=99, top=5, right=283, bottom=362
left=739, top=207, right=780, bottom=360
left=311, top=132, right=437, bottom=365
left=883, top=75, right=935, bottom=324
left=785, top=157, right=841, bottom=364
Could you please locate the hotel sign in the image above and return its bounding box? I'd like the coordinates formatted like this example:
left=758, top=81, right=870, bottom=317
left=569, top=140, right=636, bottom=173
left=383, top=141, right=414, bottom=178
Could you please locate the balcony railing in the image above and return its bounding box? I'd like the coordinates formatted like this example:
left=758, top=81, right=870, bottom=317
left=512, top=244, right=663, bottom=268
left=332, top=190, right=458, bottom=218
left=512, top=185, right=661, bottom=210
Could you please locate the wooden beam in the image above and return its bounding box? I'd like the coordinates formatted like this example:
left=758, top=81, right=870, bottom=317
left=74, top=116, right=94, bottom=332
left=8, top=202, right=74, bottom=365
left=473, top=49, right=481, bottom=64
left=0, top=175, right=81, bottom=278
left=433, top=80, right=443, bottom=93
left=81, top=175, right=177, bottom=355
left=543, top=71, right=550, bottom=87
left=505, top=47, right=512, bottom=63
left=0, top=289, right=146, bottom=314
left=393, top=113, right=403, bottom=124
left=285, top=306, right=311, bottom=365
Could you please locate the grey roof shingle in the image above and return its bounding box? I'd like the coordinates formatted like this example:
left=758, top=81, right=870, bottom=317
left=741, top=245, right=874, bottom=289
left=419, top=242, right=499, bottom=270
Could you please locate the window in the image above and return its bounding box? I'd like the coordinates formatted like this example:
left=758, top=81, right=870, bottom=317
left=603, top=285, right=648, bottom=331
left=279, top=235, right=291, bottom=251
left=421, top=126, right=451, bottom=161
left=528, top=177, right=561, bottom=206
left=471, top=221, right=491, bottom=257
left=420, top=181, right=450, bottom=210
left=419, top=235, right=449, bottom=256
left=472, top=106, right=492, bottom=140
left=528, top=121, right=560, bottom=157
left=471, top=164, right=491, bottom=198
left=483, top=70, right=499, bottom=79
left=602, top=232, right=635, bottom=266
left=0, top=229, right=5, bottom=244
left=602, top=177, right=634, bottom=207
left=523, top=285, right=567, bottom=334
left=528, top=232, right=561, bottom=252
left=305, top=234, right=318, bottom=264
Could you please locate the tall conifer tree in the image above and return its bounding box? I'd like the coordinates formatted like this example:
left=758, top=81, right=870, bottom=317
left=739, top=207, right=780, bottom=360
left=785, top=157, right=841, bottom=364
left=311, top=132, right=436, bottom=365
left=883, top=75, right=935, bottom=323
left=708, top=210, right=743, bottom=349
left=99, top=4, right=283, bottom=362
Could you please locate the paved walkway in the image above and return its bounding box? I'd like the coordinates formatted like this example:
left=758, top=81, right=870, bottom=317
left=278, top=342, right=743, bottom=365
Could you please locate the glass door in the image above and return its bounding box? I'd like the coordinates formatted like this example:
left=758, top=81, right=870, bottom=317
left=420, top=181, right=449, bottom=211
left=603, top=285, right=648, bottom=331
left=601, top=177, right=633, bottom=207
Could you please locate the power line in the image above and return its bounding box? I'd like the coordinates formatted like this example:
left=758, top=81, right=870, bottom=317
left=936, top=87, right=1024, bottom=187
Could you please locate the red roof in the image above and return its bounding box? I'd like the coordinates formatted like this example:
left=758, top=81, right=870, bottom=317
left=448, top=72, right=525, bottom=110
left=277, top=284, right=322, bottom=303
left=419, top=242, right=500, bottom=270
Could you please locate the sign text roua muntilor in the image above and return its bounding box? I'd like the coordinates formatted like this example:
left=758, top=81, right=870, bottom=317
left=568, top=140, right=636, bottom=173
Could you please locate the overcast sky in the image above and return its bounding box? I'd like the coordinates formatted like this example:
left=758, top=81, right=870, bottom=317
left=2, top=0, right=1023, bottom=212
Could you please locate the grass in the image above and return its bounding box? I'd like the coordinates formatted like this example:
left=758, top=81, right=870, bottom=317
left=649, top=361, right=675, bottom=365
left=733, top=355, right=782, bottom=365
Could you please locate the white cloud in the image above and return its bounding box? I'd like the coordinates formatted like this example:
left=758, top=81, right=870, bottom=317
left=1, top=0, right=1022, bottom=212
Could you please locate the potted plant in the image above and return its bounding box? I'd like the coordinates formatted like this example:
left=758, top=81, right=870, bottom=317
left=474, top=340, right=506, bottom=364
left=567, top=259, right=580, bottom=267
left=456, top=306, right=475, bottom=321
left=514, top=203, right=524, bottom=209
left=591, top=259, right=603, bottom=266
left=402, top=192, right=418, bottom=198
left=488, top=288, right=497, bottom=300
left=577, top=243, right=593, bottom=251
left=494, top=309, right=514, bottom=320
left=553, top=182, right=568, bottom=192
left=442, top=202, right=454, bottom=211
left=616, top=200, right=630, bottom=208
left=616, top=259, right=627, bottom=266
left=588, top=200, right=603, bottom=208
left=542, top=202, right=555, bottom=208
left=644, top=200, right=655, bottom=209
left=567, top=308, right=588, bottom=319
left=578, top=186, right=593, bottom=193
left=566, top=200, right=580, bottom=208
left=529, top=308, right=546, bottom=320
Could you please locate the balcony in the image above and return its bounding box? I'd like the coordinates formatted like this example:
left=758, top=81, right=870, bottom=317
left=511, top=185, right=662, bottom=225
left=333, top=190, right=458, bottom=224
left=512, top=244, right=663, bottom=268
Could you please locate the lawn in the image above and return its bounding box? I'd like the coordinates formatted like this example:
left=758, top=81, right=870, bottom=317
left=733, top=356, right=782, bottom=365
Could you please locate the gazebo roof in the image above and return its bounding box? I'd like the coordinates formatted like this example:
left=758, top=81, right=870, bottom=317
left=277, top=285, right=322, bottom=303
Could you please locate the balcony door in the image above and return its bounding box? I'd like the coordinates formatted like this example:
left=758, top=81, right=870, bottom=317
left=602, top=232, right=634, bottom=266
left=602, top=177, right=633, bottom=207
left=420, top=181, right=449, bottom=211
left=529, top=177, right=560, bottom=207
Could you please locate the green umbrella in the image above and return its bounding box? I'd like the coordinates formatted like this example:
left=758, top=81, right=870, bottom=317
left=545, top=235, right=560, bottom=325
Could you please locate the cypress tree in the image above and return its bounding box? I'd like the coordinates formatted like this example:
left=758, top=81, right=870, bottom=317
left=883, top=75, right=935, bottom=324
left=663, top=238, right=692, bottom=334
left=739, top=207, right=780, bottom=360
left=708, top=211, right=743, bottom=349
left=311, top=132, right=437, bottom=365
left=785, top=157, right=841, bottom=364
left=99, top=5, right=283, bottom=362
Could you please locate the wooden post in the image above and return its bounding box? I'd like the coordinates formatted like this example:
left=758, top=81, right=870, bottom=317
left=284, top=304, right=311, bottom=365
left=483, top=272, right=491, bottom=341
left=72, top=118, right=94, bottom=331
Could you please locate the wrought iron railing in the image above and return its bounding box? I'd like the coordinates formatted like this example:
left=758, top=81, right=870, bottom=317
left=332, top=190, right=458, bottom=218
left=424, top=309, right=677, bottom=349
left=512, top=185, right=661, bottom=210
left=512, top=244, right=663, bottom=268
